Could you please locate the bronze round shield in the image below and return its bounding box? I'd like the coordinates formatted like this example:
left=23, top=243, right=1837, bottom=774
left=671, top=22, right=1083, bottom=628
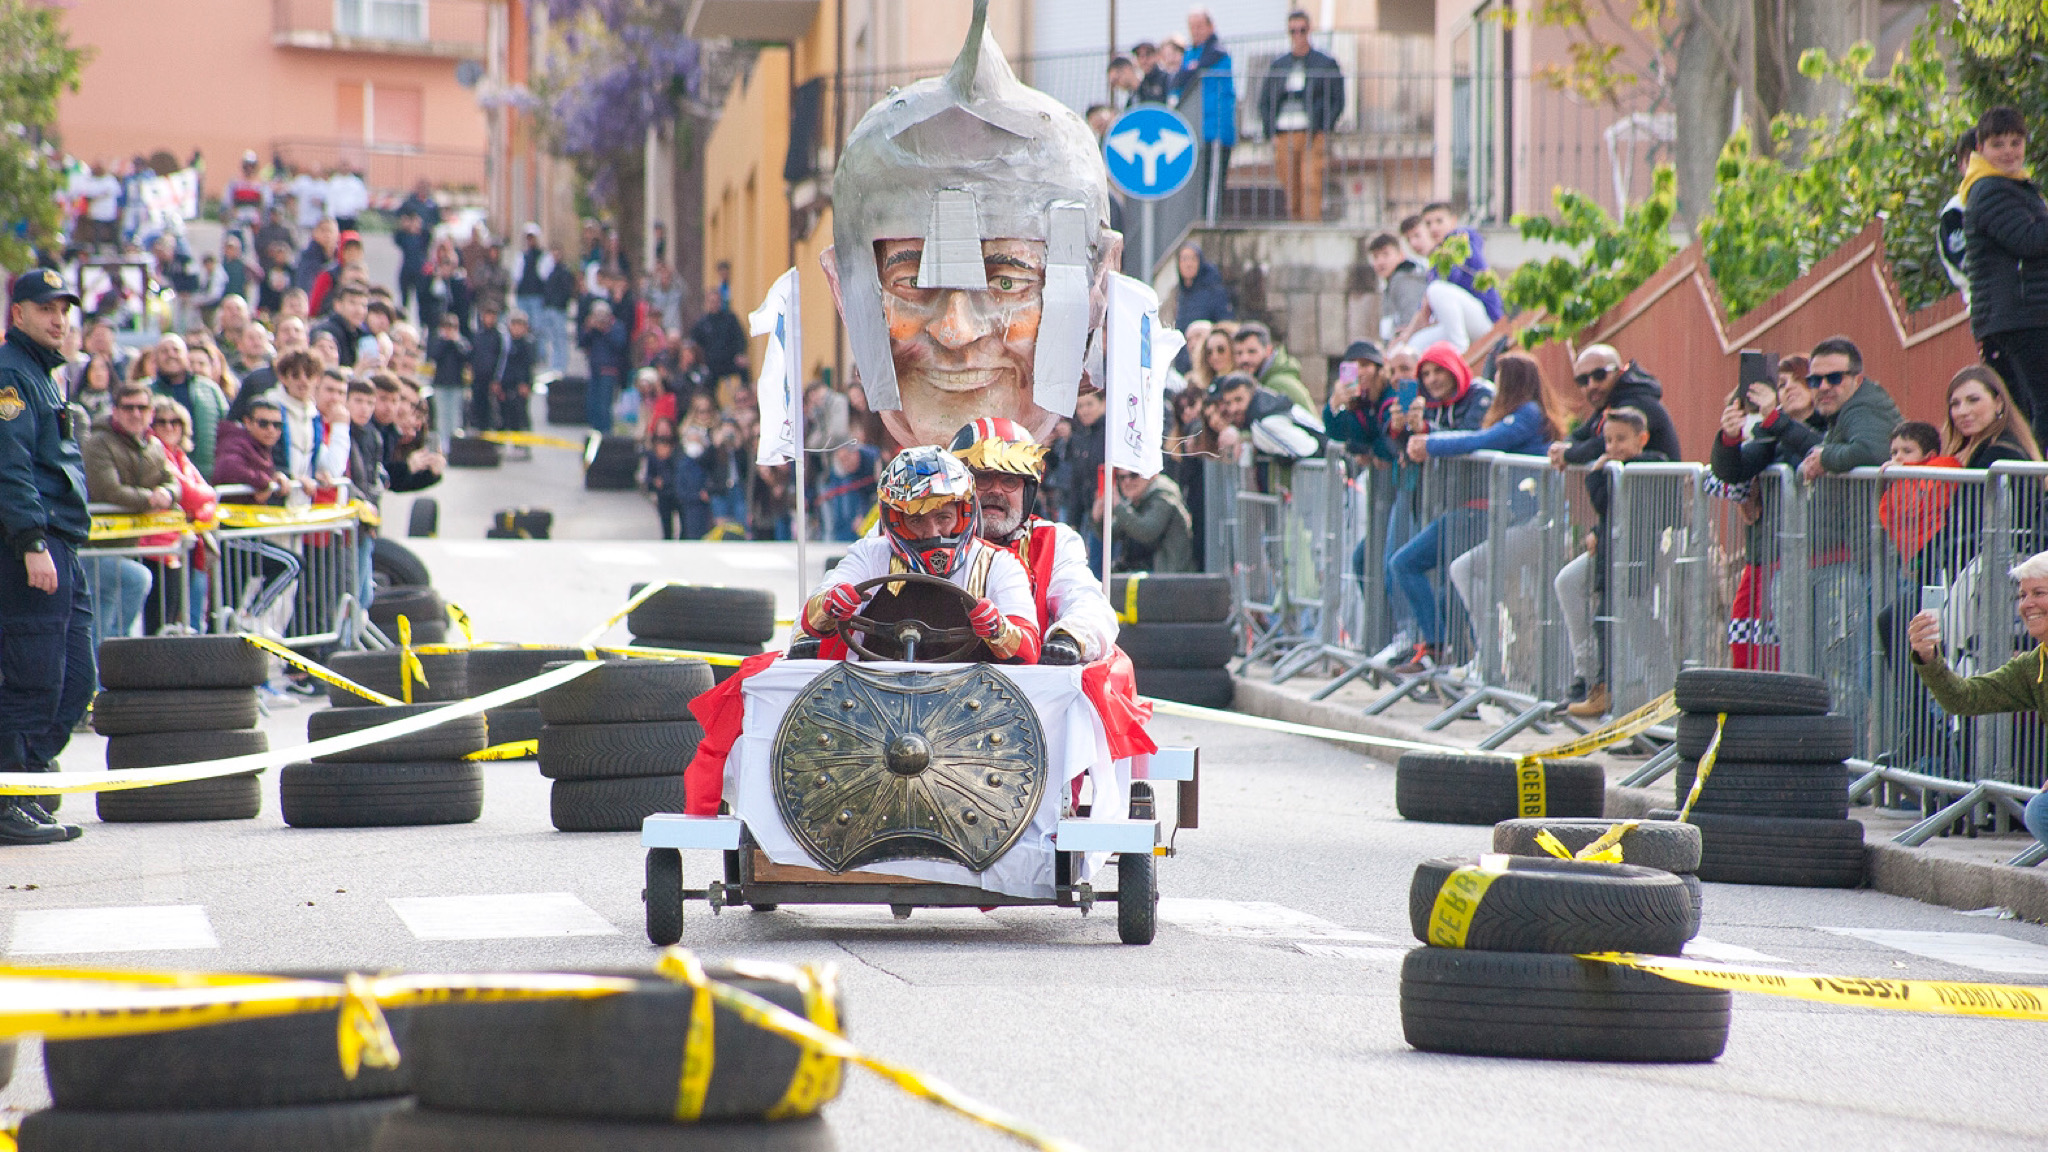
left=771, top=663, right=1047, bottom=873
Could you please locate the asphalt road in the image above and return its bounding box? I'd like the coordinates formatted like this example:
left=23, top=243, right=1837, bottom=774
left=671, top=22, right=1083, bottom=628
left=6, top=447, right=2048, bottom=1151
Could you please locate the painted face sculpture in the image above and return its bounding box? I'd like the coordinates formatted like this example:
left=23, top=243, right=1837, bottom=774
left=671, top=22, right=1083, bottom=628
left=823, top=0, right=1123, bottom=448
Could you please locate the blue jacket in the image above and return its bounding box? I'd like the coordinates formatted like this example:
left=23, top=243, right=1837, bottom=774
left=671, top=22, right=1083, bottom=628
left=1176, top=37, right=1237, bottom=146
left=1173, top=255, right=1233, bottom=327
left=578, top=319, right=632, bottom=383
left=0, top=326, right=90, bottom=551
left=1423, top=399, right=1551, bottom=458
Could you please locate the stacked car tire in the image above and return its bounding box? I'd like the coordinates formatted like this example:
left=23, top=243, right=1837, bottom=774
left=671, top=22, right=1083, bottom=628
left=281, top=650, right=488, bottom=829
left=544, top=375, right=588, bottom=426
left=446, top=436, right=501, bottom=469
left=94, top=637, right=270, bottom=824
left=626, top=584, right=777, bottom=683
left=1652, top=669, right=1865, bottom=889
left=375, top=965, right=841, bottom=1149
left=1400, top=854, right=1727, bottom=1062
left=584, top=434, right=639, bottom=490
left=1492, top=817, right=1706, bottom=938
left=466, top=646, right=594, bottom=748
left=1110, top=574, right=1234, bottom=708
left=20, top=988, right=419, bottom=1151
left=538, top=660, right=713, bottom=832
left=1394, top=751, right=1606, bottom=825
left=369, top=586, right=450, bottom=645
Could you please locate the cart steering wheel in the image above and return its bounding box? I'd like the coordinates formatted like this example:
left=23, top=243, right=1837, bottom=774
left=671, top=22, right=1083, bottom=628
left=837, top=572, right=986, bottom=664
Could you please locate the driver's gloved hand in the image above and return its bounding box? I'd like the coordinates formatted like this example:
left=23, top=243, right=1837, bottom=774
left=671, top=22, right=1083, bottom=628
left=788, top=635, right=823, bottom=659
left=1040, top=633, right=1082, bottom=665
left=821, top=582, right=863, bottom=622
left=967, top=598, right=1006, bottom=640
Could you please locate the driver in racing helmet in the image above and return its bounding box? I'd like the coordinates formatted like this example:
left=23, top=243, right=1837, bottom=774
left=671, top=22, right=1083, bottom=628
left=949, top=417, right=1117, bottom=666
left=801, top=446, right=1041, bottom=662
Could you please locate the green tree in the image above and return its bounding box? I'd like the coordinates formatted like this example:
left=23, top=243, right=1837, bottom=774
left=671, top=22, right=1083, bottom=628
left=1502, top=164, right=1678, bottom=348
left=0, top=1, right=87, bottom=268
left=1698, top=23, right=1972, bottom=316
left=1954, top=0, right=2048, bottom=176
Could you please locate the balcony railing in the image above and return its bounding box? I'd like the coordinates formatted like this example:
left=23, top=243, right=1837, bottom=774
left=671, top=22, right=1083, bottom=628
left=273, top=0, right=488, bottom=60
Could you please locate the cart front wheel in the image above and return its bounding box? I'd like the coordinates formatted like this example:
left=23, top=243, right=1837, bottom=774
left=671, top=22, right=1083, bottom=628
left=645, top=848, right=683, bottom=946
left=1117, top=851, right=1157, bottom=945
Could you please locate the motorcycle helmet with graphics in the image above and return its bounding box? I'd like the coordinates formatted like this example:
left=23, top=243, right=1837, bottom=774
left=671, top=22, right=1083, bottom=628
left=949, top=416, right=1045, bottom=541
left=878, top=446, right=980, bottom=578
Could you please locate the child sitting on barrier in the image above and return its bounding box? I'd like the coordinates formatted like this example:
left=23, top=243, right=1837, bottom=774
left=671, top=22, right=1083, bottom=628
left=1555, top=407, right=1668, bottom=718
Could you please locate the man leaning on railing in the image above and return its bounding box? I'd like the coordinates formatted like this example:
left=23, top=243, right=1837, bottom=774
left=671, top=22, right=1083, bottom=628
left=1908, top=550, right=2048, bottom=848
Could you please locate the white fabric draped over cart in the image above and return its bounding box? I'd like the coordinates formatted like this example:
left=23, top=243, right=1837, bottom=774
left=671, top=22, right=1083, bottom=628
left=727, top=661, right=1122, bottom=899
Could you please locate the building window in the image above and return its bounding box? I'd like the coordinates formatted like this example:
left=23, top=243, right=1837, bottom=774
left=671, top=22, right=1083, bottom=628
left=335, top=0, right=426, bottom=42
left=339, top=81, right=426, bottom=149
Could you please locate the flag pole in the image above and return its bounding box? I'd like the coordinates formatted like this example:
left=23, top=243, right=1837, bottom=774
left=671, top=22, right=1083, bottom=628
left=788, top=270, right=809, bottom=601
left=1100, top=278, right=1114, bottom=597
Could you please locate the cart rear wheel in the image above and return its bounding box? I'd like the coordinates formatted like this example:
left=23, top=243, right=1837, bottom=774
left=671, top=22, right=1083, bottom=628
left=1117, top=851, right=1157, bottom=945
left=749, top=903, right=780, bottom=912
left=644, top=849, right=682, bottom=946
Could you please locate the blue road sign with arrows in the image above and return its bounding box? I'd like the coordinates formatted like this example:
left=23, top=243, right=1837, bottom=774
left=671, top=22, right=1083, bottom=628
left=1103, top=105, right=1197, bottom=201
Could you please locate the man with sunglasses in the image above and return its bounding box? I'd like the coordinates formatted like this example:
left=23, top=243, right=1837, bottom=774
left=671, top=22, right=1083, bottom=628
left=1795, top=336, right=1899, bottom=482
left=1546, top=344, right=1679, bottom=472
left=0, top=268, right=92, bottom=844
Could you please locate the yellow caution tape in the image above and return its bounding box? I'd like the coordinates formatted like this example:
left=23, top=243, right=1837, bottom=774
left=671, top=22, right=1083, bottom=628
left=1520, top=692, right=1680, bottom=764
left=762, top=960, right=846, bottom=1119
left=655, top=949, right=1083, bottom=1151
left=1425, top=855, right=1511, bottom=949
left=1516, top=760, right=1546, bottom=817
left=1116, top=574, right=1143, bottom=626
left=88, top=510, right=203, bottom=541
left=240, top=634, right=400, bottom=705
left=1586, top=953, right=2048, bottom=1023
left=0, top=662, right=600, bottom=794
left=447, top=602, right=475, bottom=645
left=397, top=616, right=427, bottom=705
left=0, top=966, right=639, bottom=1073
left=1531, top=822, right=1634, bottom=864
left=669, top=951, right=718, bottom=1121
left=579, top=581, right=678, bottom=648
left=1675, top=712, right=1727, bottom=822
left=215, top=501, right=372, bottom=530
left=481, top=430, right=588, bottom=450
left=467, top=739, right=539, bottom=761
left=1143, top=698, right=1495, bottom=757
left=600, top=643, right=749, bottom=668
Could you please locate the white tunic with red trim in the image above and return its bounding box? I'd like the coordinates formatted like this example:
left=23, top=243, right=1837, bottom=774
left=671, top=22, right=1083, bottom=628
left=997, top=518, right=1120, bottom=661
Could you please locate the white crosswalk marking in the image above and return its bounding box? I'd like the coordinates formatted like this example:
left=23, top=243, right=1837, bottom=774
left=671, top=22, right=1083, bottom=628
left=9, top=906, right=219, bottom=954
left=1820, top=928, right=2048, bottom=975
left=1156, top=899, right=1391, bottom=943
left=388, top=893, right=618, bottom=941
left=1683, top=936, right=1788, bottom=964
left=1292, top=942, right=1410, bottom=962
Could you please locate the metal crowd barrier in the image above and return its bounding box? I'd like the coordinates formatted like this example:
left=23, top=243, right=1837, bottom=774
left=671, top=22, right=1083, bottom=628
left=83, top=501, right=369, bottom=650
left=1226, top=451, right=2048, bottom=787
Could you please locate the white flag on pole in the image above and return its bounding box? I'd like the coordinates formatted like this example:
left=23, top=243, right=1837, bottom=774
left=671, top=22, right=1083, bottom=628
left=748, top=267, right=802, bottom=466
left=1104, top=273, right=1182, bottom=478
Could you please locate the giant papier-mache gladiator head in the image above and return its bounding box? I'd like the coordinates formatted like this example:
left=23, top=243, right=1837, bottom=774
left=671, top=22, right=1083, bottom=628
left=825, top=0, right=1122, bottom=450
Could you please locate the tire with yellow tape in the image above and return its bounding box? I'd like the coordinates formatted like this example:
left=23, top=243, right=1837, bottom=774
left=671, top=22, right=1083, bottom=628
left=371, top=1110, right=838, bottom=1151
left=1409, top=856, right=1693, bottom=955
left=402, top=970, right=845, bottom=1124
left=1394, top=752, right=1604, bottom=825
left=1130, top=666, right=1234, bottom=709
left=1673, top=758, right=1851, bottom=820
left=42, top=977, right=418, bottom=1109
left=467, top=646, right=597, bottom=694
left=326, top=651, right=471, bottom=708
left=1107, top=573, right=1231, bottom=624
left=307, top=704, right=490, bottom=763
left=1650, top=808, right=1866, bottom=888
left=1399, top=948, right=1730, bottom=1063
left=98, top=635, right=271, bottom=690
left=1491, top=818, right=1702, bottom=873
left=18, top=1098, right=412, bottom=1152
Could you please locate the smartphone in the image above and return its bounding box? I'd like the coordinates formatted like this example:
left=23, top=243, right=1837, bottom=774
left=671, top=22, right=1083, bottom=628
left=1396, top=377, right=1420, bottom=410
left=1921, top=584, right=1948, bottom=615
left=1738, top=350, right=1776, bottom=410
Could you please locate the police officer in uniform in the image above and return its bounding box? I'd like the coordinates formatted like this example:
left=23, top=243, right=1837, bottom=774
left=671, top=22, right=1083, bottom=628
left=0, top=269, right=91, bottom=844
